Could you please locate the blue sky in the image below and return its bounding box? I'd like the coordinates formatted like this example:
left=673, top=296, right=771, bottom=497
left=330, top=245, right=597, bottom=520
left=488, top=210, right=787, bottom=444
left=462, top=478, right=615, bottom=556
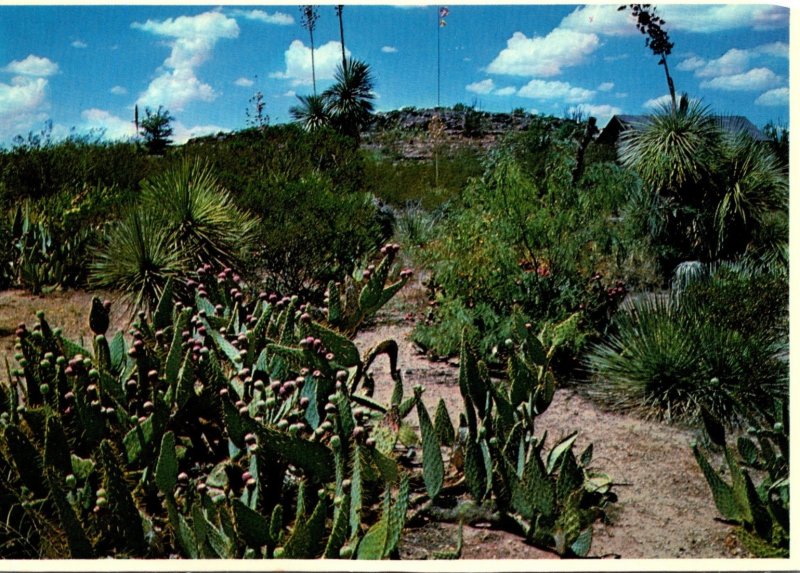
left=0, top=4, right=790, bottom=146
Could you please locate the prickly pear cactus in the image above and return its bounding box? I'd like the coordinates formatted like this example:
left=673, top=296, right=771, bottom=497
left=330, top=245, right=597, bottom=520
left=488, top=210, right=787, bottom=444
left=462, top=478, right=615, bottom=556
left=0, top=251, right=420, bottom=559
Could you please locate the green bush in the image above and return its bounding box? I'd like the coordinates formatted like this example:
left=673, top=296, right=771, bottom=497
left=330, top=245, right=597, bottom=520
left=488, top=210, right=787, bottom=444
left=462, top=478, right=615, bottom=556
left=411, top=124, right=657, bottom=368
left=584, top=281, right=787, bottom=425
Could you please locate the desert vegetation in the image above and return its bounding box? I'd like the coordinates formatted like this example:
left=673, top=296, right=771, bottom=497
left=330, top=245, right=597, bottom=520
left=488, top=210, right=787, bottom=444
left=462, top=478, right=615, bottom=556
left=0, top=11, right=789, bottom=558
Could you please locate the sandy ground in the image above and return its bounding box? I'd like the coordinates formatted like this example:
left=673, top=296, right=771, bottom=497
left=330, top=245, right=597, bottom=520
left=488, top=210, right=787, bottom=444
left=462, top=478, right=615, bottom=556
left=359, top=307, right=746, bottom=559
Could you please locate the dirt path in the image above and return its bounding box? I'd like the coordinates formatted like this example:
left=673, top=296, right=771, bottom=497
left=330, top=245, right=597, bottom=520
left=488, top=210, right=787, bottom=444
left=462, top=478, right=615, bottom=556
left=358, top=314, right=745, bottom=559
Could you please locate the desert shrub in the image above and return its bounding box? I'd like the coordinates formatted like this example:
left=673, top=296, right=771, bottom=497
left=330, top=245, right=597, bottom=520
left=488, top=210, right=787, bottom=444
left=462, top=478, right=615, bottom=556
left=412, top=125, right=658, bottom=368
left=0, top=135, right=152, bottom=207
left=239, top=173, right=390, bottom=301
left=362, top=146, right=483, bottom=209
left=584, top=277, right=788, bottom=425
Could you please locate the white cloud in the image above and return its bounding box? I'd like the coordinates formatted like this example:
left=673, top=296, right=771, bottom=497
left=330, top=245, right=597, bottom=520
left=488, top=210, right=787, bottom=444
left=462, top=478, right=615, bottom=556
left=270, top=40, right=350, bottom=86
left=659, top=5, right=788, bottom=33
left=685, top=48, right=751, bottom=79
left=110, top=85, right=128, bottom=95
left=560, top=5, right=638, bottom=37
left=517, top=79, right=595, bottom=103
left=283, top=90, right=296, bottom=97
left=234, top=77, right=254, bottom=87
left=755, top=87, right=789, bottom=106
left=133, top=11, right=239, bottom=110
left=171, top=121, right=229, bottom=144
left=0, top=76, right=50, bottom=141
left=676, top=56, right=705, bottom=73
left=495, top=86, right=517, bottom=97
left=466, top=78, right=495, bottom=95
left=643, top=94, right=674, bottom=110
left=4, top=55, right=59, bottom=77
left=80, top=108, right=136, bottom=140
left=700, top=67, right=781, bottom=91
left=487, top=29, right=600, bottom=77
left=568, top=103, right=622, bottom=124
left=381, top=46, right=398, bottom=54
left=753, top=41, right=789, bottom=58
left=71, top=40, right=87, bottom=49
left=561, top=4, right=787, bottom=37
left=230, top=9, right=294, bottom=26
left=597, top=81, right=614, bottom=92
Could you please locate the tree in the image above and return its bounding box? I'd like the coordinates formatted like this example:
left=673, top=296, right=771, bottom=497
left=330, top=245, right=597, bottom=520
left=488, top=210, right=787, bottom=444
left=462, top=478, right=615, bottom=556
left=335, top=5, right=346, bottom=69
left=323, top=58, right=375, bottom=142
left=300, top=6, right=320, bottom=96
left=140, top=106, right=174, bottom=155
left=620, top=4, right=677, bottom=111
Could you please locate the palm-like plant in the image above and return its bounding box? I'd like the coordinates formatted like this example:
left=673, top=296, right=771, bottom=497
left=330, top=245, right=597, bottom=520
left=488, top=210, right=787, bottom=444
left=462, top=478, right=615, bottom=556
left=323, top=58, right=375, bottom=142
left=140, top=159, right=258, bottom=270
left=290, top=94, right=332, bottom=132
left=90, top=209, right=184, bottom=312
left=618, top=97, right=722, bottom=199
left=714, top=133, right=788, bottom=258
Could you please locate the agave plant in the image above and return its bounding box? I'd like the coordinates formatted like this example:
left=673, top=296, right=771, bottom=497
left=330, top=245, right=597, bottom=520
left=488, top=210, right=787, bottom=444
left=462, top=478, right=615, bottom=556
left=140, top=158, right=258, bottom=271
left=323, top=58, right=375, bottom=142
left=290, top=94, right=332, bottom=132
left=90, top=208, right=185, bottom=311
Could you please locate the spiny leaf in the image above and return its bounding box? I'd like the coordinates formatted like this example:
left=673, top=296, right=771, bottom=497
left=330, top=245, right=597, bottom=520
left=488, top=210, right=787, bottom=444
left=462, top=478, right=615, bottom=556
left=416, top=398, right=444, bottom=500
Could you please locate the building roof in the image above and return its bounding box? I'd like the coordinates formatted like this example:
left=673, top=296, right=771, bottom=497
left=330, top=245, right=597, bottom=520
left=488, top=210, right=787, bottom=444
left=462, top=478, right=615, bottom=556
left=596, top=114, right=768, bottom=145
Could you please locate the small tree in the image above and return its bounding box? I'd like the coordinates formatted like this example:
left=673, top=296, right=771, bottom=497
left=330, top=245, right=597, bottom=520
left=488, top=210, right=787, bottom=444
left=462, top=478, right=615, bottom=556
left=140, top=106, right=174, bottom=155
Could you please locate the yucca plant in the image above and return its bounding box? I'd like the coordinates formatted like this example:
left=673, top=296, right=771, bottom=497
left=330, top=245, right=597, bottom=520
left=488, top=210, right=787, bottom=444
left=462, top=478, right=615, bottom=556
left=323, top=58, right=375, bottom=142
left=140, top=158, right=258, bottom=271
left=90, top=209, right=185, bottom=311
left=290, top=94, right=332, bottom=132
left=713, top=133, right=788, bottom=259
left=618, top=97, right=723, bottom=198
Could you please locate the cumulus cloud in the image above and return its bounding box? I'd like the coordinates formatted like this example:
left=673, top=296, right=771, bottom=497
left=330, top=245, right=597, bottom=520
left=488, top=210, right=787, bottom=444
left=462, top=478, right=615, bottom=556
left=230, top=9, right=294, bottom=25
left=110, top=85, right=128, bottom=95
left=699, top=67, right=781, bottom=91
left=598, top=82, right=614, bottom=92
left=753, top=41, right=789, bottom=58
left=0, top=55, right=57, bottom=141
left=171, top=121, right=229, bottom=144
left=560, top=4, right=787, bottom=36
left=4, top=55, right=59, bottom=77
left=487, top=29, right=599, bottom=77
left=234, top=77, right=254, bottom=87
left=517, top=79, right=594, bottom=103
left=682, top=48, right=751, bottom=79
left=466, top=78, right=495, bottom=95
left=381, top=46, right=398, bottom=53
left=495, top=86, right=517, bottom=97
left=660, top=4, right=788, bottom=33
left=133, top=11, right=239, bottom=110
left=80, top=108, right=136, bottom=141
left=270, top=40, right=350, bottom=86
left=71, top=40, right=87, bottom=49
left=560, top=5, right=638, bottom=36
left=643, top=94, right=674, bottom=110
left=755, top=87, right=789, bottom=106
